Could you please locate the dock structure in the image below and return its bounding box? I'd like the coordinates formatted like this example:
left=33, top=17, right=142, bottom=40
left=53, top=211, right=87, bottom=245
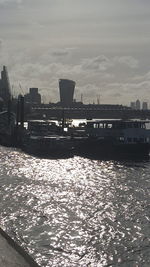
left=0, top=227, right=40, bottom=267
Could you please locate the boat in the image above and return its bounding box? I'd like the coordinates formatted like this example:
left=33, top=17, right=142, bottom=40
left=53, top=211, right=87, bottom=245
left=76, top=119, right=150, bottom=159
left=22, top=120, right=74, bottom=158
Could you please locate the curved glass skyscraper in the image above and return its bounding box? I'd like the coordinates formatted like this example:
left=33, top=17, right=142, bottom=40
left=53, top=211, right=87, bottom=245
left=59, top=79, right=75, bottom=106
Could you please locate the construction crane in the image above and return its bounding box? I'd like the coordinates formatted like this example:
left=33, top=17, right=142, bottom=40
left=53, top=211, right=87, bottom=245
left=19, top=84, right=24, bottom=95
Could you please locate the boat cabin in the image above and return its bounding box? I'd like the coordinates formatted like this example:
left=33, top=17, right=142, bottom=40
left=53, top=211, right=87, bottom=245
left=86, top=119, right=150, bottom=144
left=27, top=120, right=61, bottom=136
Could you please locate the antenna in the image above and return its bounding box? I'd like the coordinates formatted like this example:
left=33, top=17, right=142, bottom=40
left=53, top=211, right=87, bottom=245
left=97, top=95, right=99, bottom=105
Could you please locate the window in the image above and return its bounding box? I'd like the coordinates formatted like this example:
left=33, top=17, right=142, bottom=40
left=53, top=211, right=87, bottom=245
left=119, top=137, right=124, bottom=142
left=107, top=124, right=112, bottom=128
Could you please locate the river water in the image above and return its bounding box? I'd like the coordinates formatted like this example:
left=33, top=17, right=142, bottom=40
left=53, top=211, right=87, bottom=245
left=0, top=145, right=150, bottom=267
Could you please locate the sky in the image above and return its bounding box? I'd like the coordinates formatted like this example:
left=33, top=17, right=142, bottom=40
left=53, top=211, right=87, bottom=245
left=0, top=0, right=150, bottom=105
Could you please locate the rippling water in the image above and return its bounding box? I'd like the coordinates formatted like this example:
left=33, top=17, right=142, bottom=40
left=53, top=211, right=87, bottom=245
left=0, top=146, right=150, bottom=267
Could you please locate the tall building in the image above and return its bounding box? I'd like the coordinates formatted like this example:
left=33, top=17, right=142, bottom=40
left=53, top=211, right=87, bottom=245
left=59, top=79, right=75, bottom=106
left=24, top=88, right=41, bottom=105
left=142, top=101, right=148, bottom=110
left=135, top=99, right=141, bottom=110
left=0, top=66, right=11, bottom=105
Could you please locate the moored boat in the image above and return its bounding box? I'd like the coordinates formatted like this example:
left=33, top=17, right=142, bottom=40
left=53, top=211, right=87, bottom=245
left=22, top=120, right=74, bottom=158
left=23, top=134, right=74, bottom=158
left=76, top=119, right=150, bottom=159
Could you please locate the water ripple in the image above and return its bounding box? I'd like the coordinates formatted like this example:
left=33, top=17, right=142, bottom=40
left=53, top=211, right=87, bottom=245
left=0, top=146, right=150, bottom=266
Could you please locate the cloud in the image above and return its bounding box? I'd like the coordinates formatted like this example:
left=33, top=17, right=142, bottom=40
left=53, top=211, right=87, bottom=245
left=0, top=39, right=2, bottom=49
left=51, top=48, right=78, bottom=58
left=0, top=0, right=22, bottom=4
left=132, top=71, right=150, bottom=82
left=114, top=56, right=139, bottom=69
left=80, top=55, right=139, bottom=74
left=52, top=50, right=70, bottom=57
left=144, top=72, right=150, bottom=80
left=2, top=46, right=149, bottom=105
left=101, top=79, right=150, bottom=104
left=81, top=55, right=113, bottom=72
left=0, top=0, right=22, bottom=8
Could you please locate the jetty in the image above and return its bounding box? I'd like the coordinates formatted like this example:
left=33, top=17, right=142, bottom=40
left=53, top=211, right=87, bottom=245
left=0, top=227, right=40, bottom=267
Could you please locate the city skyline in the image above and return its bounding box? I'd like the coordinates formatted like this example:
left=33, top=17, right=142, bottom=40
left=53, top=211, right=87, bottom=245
left=0, top=0, right=150, bottom=105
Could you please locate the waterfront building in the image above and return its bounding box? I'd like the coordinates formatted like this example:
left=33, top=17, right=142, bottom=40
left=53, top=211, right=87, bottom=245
left=24, top=88, right=41, bottom=105
left=142, top=102, right=148, bottom=110
left=59, top=79, right=75, bottom=106
left=0, top=66, right=11, bottom=105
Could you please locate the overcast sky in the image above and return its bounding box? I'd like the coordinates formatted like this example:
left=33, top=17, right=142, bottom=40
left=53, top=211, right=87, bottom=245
left=0, top=0, right=150, bottom=105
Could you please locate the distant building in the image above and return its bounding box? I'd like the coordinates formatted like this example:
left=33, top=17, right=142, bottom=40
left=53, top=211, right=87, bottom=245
left=130, top=102, right=136, bottom=109
left=24, top=88, right=41, bottom=105
left=0, top=66, right=11, bottom=105
left=142, top=101, right=148, bottom=110
left=59, top=79, right=75, bottom=106
left=135, top=99, right=141, bottom=110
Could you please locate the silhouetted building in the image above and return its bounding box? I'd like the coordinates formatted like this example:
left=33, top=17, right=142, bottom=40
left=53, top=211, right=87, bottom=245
left=142, top=101, right=148, bottom=110
left=24, top=88, right=41, bottom=105
left=130, top=102, right=136, bottom=109
left=0, top=66, right=11, bottom=105
left=135, top=99, right=141, bottom=110
left=59, top=79, right=75, bottom=106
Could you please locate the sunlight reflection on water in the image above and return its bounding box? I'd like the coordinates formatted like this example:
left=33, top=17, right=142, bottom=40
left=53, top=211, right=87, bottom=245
left=0, top=146, right=150, bottom=266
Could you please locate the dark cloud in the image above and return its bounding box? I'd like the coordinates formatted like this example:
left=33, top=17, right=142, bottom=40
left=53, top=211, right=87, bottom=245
left=52, top=50, right=70, bottom=57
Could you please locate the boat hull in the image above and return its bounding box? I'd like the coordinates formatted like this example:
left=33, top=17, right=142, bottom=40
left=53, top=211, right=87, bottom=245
left=76, top=138, right=150, bottom=159
left=23, top=135, right=74, bottom=159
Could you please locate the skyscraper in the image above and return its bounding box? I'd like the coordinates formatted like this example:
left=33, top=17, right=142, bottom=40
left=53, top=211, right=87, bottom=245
left=135, top=99, right=141, bottom=110
left=142, top=101, right=148, bottom=110
left=0, top=66, right=11, bottom=104
left=59, top=79, right=75, bottom=106
left=24, top=88, right=41, bottom=105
